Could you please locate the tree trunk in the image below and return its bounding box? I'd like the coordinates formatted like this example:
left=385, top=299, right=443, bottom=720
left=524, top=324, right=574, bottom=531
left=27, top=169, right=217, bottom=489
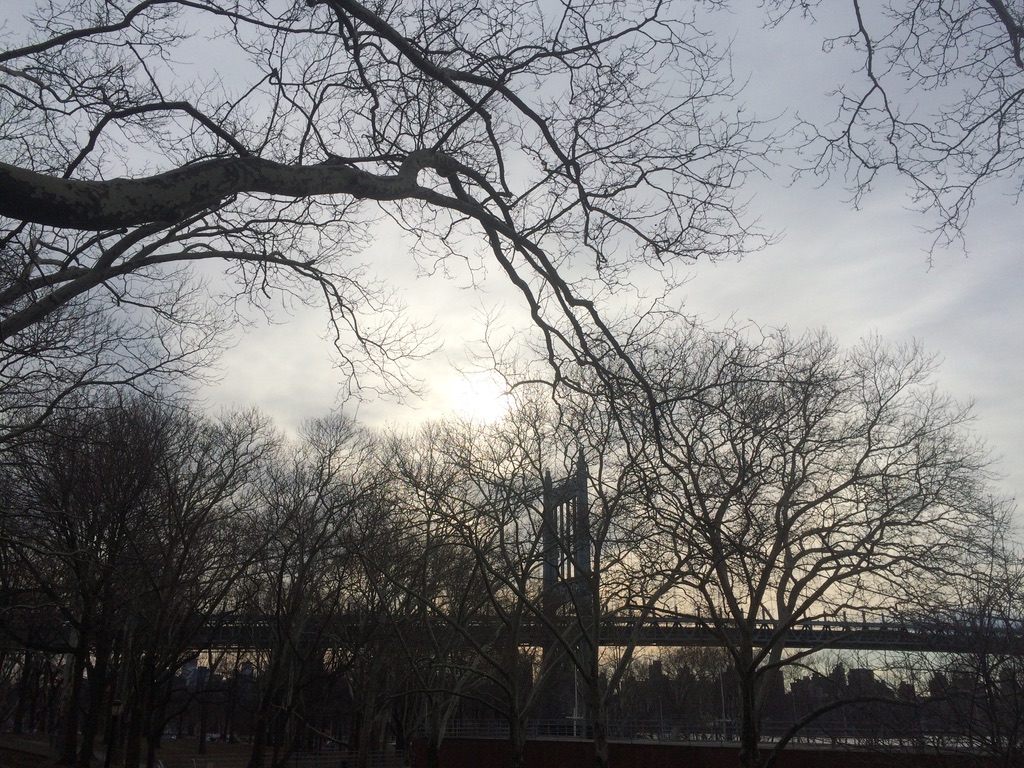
left=124, top=700, right=145, bottom=768
left=356, top=703, right=374, bottom=768
left=14, top=651, right=32, bottom=733
left=126, top=669, right=162, bottom=768
left=508, top=713, right=526, bottom=768
left=246, top=708, right=271, bottom=768
left=588, top=687, right=609, bottom=768
left=197, top=677, right=210, bottom=758
left=425, top=735, right=441, bottom=768
left=738, top=673, right=761, bottom=768
left=77, top=651, right=109, bottom=768
left=57, top=647, right=86, bottom=765
left=146, top=720, right=163, bottom=768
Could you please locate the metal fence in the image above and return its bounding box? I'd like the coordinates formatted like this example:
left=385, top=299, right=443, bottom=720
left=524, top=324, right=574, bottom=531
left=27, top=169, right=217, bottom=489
left=429, top=717, right=982, bottom=750
left=287, top=751, right=408, bottom=768
left=151, top=751, right=408, bottom=768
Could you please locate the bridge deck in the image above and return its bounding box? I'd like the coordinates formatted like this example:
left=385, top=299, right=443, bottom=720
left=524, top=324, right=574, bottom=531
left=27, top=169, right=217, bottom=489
left=190, top=615, right=1024, bottom=655
left=5, top=614, right=1018, bottom=655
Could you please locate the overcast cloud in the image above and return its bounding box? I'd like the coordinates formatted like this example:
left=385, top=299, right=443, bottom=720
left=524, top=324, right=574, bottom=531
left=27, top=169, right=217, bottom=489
left=201, top=4, right=1024, bottom=500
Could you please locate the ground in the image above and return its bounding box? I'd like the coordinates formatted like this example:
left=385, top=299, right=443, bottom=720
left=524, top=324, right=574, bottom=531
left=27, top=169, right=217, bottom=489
left=0, top=734, right=253, bottom=768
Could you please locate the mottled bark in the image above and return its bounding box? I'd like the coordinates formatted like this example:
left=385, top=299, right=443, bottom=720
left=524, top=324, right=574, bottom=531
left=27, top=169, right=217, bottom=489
left=0, top=151, right=447, bottom=230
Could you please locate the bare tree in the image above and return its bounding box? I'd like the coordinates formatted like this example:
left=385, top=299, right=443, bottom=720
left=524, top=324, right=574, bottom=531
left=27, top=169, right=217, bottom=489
left=115, top=407, right=273, bottom=768
left=377, top=387, right=685, bottom=768
left=899, top=518, right=1024, bottom=766
left=0, top=261, right=226, bottom=447
left=540, top=380, right=682, bottom=768
left=0, top=395, right=274, bottom=768
left=237, top=415, right=385, bottom=768
left=2, top=395, right=171, bottom=768
left=629, top=323, right=1003, bottom=768
left=0, top=0, right=769, bottom=402
left=370, top=418, right=539, bottom=768
left=766, top=0, right=1024, bottom=247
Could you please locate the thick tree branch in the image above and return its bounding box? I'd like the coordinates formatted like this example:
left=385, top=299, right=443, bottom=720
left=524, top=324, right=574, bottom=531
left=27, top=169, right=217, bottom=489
left=0, top=153, right=443, bottom=230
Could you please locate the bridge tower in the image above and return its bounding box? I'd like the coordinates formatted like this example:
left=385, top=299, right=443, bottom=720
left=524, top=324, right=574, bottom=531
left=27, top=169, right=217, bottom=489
left=537, top=450, right=593, bottom=727
left=542, top=449, right=592, bottom=616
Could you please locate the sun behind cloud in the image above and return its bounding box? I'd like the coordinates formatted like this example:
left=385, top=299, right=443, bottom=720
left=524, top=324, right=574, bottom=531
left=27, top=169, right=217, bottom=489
left=448, top=371, right=511, bottom=424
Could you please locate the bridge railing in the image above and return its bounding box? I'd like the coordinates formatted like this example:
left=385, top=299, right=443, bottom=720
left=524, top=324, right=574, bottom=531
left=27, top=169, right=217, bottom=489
left=193, top=612, right=1024, bottom=655
left=433, top=717, right=984, bottom=748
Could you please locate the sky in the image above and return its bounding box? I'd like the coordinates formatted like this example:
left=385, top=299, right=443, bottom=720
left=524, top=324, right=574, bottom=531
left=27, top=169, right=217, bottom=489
left=200, top=4, right=1024, bottom=501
